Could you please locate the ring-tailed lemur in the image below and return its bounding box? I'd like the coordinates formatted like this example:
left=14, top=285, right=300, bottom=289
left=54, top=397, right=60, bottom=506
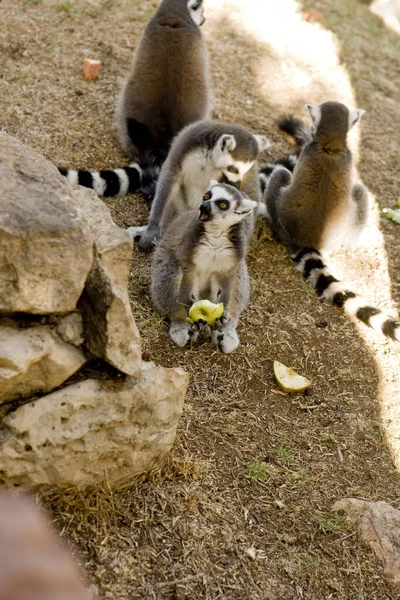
left=128, top=120, right=271, bottom=249
left=59, top=0, right=211, bottom=201
left=151, top=181, right=257, bottom=353
left=264, top=101, right=400, bottom=341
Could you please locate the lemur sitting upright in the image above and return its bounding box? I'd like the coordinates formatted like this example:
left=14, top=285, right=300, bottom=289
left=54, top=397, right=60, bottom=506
left=151, top=181, right=257, bottom=353
left=59, top=0, right=211, bottom=201
left=128, top=119, right=270, bottom=249
left=263, top=101, right=399, bottom=341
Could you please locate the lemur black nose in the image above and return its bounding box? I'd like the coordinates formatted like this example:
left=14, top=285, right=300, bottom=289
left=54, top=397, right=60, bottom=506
left=199, top=201, right=212, bottom=222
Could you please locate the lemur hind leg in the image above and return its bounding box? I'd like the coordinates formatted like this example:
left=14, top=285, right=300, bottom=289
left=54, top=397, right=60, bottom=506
left=212, top=263, right=249, bottom=354
left=265, top=167, right=292, bottom=241
left=345, top=183, right=369, bottom=249
left=169, top=321, right=199, bottom=347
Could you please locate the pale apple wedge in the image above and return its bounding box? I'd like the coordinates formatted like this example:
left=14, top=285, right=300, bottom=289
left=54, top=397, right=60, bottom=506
left=186, top=300, right=224, bottom=325
left=273, top=361, right=311, bottom=392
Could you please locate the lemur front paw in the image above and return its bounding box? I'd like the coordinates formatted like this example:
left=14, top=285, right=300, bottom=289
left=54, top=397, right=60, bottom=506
left=215, top=315, right=228, bottom=328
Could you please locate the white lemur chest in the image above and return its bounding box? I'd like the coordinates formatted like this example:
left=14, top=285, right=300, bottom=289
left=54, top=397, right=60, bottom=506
left=192, top=234, right=237, bottom=294
left=180, top=150, right=221, bottom=208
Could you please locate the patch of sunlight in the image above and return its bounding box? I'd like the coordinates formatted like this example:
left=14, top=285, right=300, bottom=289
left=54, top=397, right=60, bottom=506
left=207, top=0, right=400, bottom=467
left=370, top=0, right=400, bottom=35
left=207, top=0, right=362, bottom=159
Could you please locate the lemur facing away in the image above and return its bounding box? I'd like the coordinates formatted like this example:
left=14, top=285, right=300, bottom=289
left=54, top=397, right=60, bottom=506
left=59, top=0, right=211, bottom=201
left=151, top=182, right=257, bottom=353
left=129, top=120, right=271, bottom=250
left=263, top=101, right=400, bottom=341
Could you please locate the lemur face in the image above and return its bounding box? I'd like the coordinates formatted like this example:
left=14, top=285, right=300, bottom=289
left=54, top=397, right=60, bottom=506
left=211, top=135, right=253, bottom=183
left=198, top=182, right=257, bottom=227
left=187, top=0, right=205, bottom=26
left=211, top=133, right=270, bottom=184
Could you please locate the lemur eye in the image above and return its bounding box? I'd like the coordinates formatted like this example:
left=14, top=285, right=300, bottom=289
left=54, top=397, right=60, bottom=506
left=203, top=192, right=211, bottom=201
left=227, top=165, right=239, bottom=174
left=217, top=201, right=228, bottom=210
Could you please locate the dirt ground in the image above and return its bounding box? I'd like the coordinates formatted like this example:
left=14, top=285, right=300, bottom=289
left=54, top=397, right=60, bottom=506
left=1, top=0, right=400, bottom=598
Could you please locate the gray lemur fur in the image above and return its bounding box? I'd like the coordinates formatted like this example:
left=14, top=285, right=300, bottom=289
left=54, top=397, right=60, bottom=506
left=263, top=102, right=400, bottom=342
left=265, top=101, right=368, bottom=253
left=116, top=0, right=211, bottom=196
left=58, top=0, right=211, bottom=201
left=128, top=120, right=271, bottom=248
left=151, top=181, right=257, bottom=353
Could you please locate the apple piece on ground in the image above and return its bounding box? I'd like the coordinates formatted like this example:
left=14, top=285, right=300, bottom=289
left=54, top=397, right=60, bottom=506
left=186, top=300, right=224, bottom=325
left=273, top=360, right=311, bottom=392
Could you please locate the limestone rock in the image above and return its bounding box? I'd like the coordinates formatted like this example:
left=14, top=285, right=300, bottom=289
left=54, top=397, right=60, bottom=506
left=0, top=364, right=189, bottom=488
left=333, top=497, right=400, bottom=586
left=0, top=132, right=94, bottom=314
left=55, top=312, right=84, bottom=347
left=75, top=187, right=141, bottom=376
left=0, top=320, right=87, bottom=404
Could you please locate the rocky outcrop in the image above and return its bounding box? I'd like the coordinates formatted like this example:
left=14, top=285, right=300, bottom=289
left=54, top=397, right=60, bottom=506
left=333, top=498, right=400, bottom=586
left=0, top=133, right=94, bottom=314
left=0, top=320, right=86, bottom=404
left=0, top=133, right=187, bottom=489
left=0, top=364, right=188, bottom=488
left=75, top=188, right=141, bottom=377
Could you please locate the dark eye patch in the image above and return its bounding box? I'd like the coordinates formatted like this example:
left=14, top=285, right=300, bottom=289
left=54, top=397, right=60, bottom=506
left=203, top=192, right=212, bottom=201
left=216, top=200, right=229, bottom=210
left=190, top=1, right=202, bottom=10
left=227, top=165, right=239, bottom=174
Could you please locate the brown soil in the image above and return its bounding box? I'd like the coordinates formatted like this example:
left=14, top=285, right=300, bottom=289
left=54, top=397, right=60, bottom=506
left=1, top=1, right=400, bottom=598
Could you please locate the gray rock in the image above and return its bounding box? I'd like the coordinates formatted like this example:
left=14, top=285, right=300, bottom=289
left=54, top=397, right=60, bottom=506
left=333, top=497, right=400, bottom=586
left=0, top=320, right=87, bottom=404
left=75, top=187, right=141, bottom=376
left=55, top=312, right=84, bottom=347
left=0, top=132, right=94, bottom=314
left=0, top=364, right=189, bottom=488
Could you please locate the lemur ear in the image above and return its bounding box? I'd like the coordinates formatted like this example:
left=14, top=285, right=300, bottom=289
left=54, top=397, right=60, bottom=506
left=219, top=134, right=236, bottom=153
left=208, top=179, right=219, bottom=188
left=348, top=109, right=366, bottom=130
left=304, top=103, right=321, bottom=125
left=242, top=197, right=258, bottom=212
left=253, top=135, right=272, bottom=153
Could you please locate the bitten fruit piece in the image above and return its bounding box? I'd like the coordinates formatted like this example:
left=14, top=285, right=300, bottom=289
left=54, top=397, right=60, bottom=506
left=83, top=59, right=101, bottom=81
left=273, top=360, right=311, bottom=392
left=186, top=300, right=224, bottom=325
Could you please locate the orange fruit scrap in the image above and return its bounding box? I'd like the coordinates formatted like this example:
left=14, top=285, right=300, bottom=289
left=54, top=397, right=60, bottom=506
left=82, top=58, right=101, bottom=81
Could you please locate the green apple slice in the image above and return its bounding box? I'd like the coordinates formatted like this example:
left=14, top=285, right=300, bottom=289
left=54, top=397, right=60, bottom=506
left=273, top=361, right=311, bottom=392
left=186, top=300, right=224, bottom=325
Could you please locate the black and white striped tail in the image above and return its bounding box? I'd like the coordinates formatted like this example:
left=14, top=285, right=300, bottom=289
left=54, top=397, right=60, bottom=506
left=259, top=115, right=313, bottom=194
left=259, top=152, right=299, bottom=194
left=277, top=115, right=312, bottom=147
left=58, top=163, right=142, bottom=197
left=292, top=247, right=400, bottom=341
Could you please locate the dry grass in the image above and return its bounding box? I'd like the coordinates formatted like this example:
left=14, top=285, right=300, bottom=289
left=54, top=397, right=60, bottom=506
left=1, top=0, right=400, bottom=598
